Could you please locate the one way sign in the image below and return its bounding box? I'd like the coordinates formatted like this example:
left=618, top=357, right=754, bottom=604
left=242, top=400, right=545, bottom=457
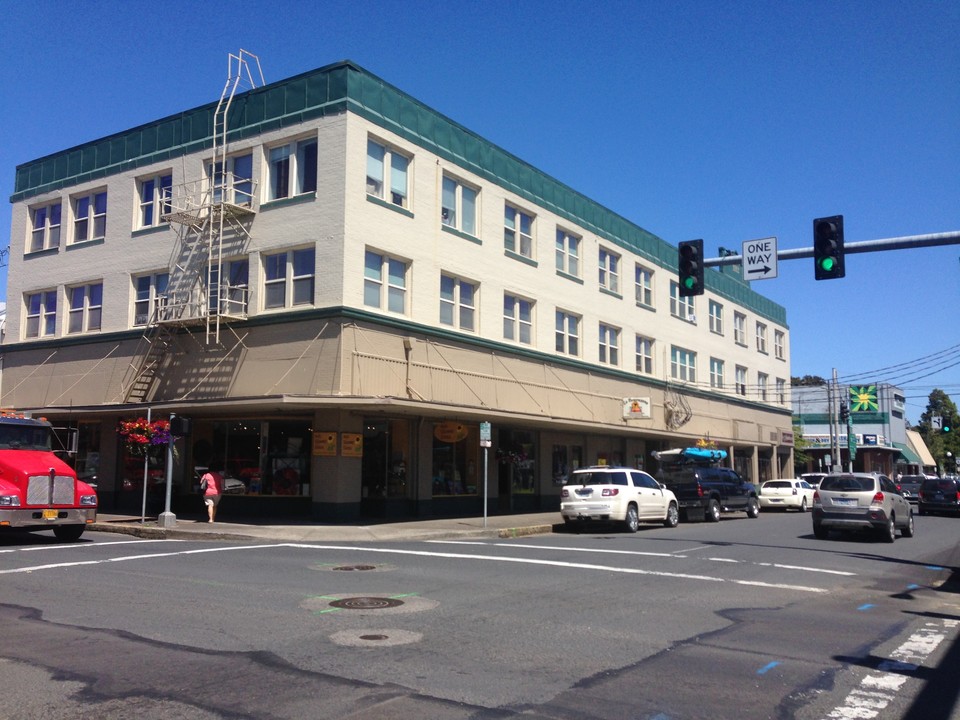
left=742, top=237, right=778, bottom=280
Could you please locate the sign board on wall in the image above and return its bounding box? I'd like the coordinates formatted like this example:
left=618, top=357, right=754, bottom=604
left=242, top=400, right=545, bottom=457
left=622, top=397, right=651, bottom=419
left=313, top=431, right=338, bottom=456
left=341, top=433, right=363, bottom=457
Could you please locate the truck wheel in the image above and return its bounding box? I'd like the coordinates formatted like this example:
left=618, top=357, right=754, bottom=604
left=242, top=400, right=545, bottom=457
left=706, top=499, right=721, bottom=523
left=624, top=505, right=640, bottom=533
left=813, top=522, right=829, bottom=540
left=746, top=497, right=760, bottom=518
left=53, top=525, right=85, bottom=542
left=663, top=502, right=679, bottom=528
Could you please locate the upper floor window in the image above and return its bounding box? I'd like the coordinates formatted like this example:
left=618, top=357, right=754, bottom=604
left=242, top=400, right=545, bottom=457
left=735, top=365, right=747, bottom=396
left=137, top=173, right=172, bottom=228
left=669, top=282, right=695, bottom=321
left=709, top=300, right=723, bottom=334
left=635, top=335, right=654, bottom=375
left=25, top=290, right=57, bottom=338
left=364, top=250, right=408, bottom=314
left=774, top=329, right=785, bottom=360
left=756, top=322, right=768, bottom=354
left=758, top=372, right=769, bottom=401
left=776, top=377, right=786, bottom=404
left=504, top=205, right=534, bottom=258
left=441, top=175, right=478, bottom=236
left=29, top=202, right=61, bottom=253
left=208, top=258, right=249, bottom=316
left=504, top=294, right=533, bottom=345
left=208, top=152, right=253, bottom=205
left=670, top=346, right=696, bottom=383
left=734, top=312, right=747, bottom=346
left=267, top=139, right=317, bottom=201
left=67, top=283, right=103, bottom=334
left=264, top=248, right=315, bottom=309
left=635, top=264, right=653, bottom=308
left=710, top=357, right=725, bottom=389
left=599, top=323, right=620, bottom=366
left=440, top=274, right=476, bottom=331
left=555, top=310, right=580, bottom=356
left=556, top=229, right=580, bottom=277
left=366, top=139, right=410, bottom=208
left=134, top=272, right=169, bottom=325
left=599, top=247, right=620, bottom=294
left=73, top=191, right=107, bottom=243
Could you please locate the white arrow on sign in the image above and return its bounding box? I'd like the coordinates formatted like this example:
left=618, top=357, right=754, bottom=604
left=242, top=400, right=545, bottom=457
left=742, top=237, right=778, bottom=280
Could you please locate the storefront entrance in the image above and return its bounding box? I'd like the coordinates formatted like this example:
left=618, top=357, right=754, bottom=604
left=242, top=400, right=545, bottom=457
left=361, top=419, right=412, bottom=518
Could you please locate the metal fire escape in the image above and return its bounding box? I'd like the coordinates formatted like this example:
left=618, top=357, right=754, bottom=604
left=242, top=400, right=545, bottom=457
left=121, top=50, right=264, bottom=404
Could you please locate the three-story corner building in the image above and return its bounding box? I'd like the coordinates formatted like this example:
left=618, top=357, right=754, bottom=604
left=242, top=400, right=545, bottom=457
left=5, top=58, right=794, bottom=521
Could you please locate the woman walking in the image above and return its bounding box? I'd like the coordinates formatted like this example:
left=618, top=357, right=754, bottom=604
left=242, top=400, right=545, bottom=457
left=201, top=460, right=225, bottom=523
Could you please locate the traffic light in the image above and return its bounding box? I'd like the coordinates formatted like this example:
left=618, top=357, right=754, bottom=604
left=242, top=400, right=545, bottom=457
left=678, top=239, right=704, bottom=297
left=944, top=419, right=952, bottom=433
left=813, top=215, right=845, bottom=280
left=839, top=402, right=849, bottom=422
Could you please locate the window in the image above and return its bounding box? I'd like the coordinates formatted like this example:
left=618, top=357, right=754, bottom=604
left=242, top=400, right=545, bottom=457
left=774, top=329, right=785, bottom=360
left=670, top=346, right=696, bottom=383
left=366, top=139, right=410, bottom=208
left=29, top=202, right=61, bottom=252
left=635, top=335, right=654, bottom=375
left=776, top=377, right=786, bottom=404
left=207, top=259, right=249, bottom=316
left=599, top=323, right=620, bottom=366
left=208, top=153, right=253, bottom=205
left=25, top=290, right=57, bottom=338
left=134, top=272, right=169, bottom=325
left=263, top=248, right=315, bottom=309
left=267, top=138, right=317, bottom=200
left=734, top=312, right=747, bottom=345
left=669, top=281, right=695, bottom=321
left=504, top=205, right=534, bottom=258
left=556, top=229, right=580, bottom=277
left=364, top=250, right=408, bottom=314
left=137, top=173, right=172, bottom=228
left=440, top=274, right=476, bottom=331
left=736, top=366, right=747, bottom=396
left=67, top=283, right=103, bottom=334
left=555, top=310, right=580, bottom=356
left=710, top=358, right=725, bottom=389
left=758, top=372, right=768, bottom=401
left=756, top=322, right=768, bottom=354
left=73, top=191, right=107, bottom=243
left=635, top=264, right=653, bottom=308
left=599, top=247, right=620, bottom=293
left=441, top=175, right=478, bottom=235
left=504, top=294, right=533, bottom=344
left=709, top=301, right=723, bottom=334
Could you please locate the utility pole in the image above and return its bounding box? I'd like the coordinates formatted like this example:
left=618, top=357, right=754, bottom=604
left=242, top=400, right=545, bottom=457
left=831, top=369, right=842, bottom=472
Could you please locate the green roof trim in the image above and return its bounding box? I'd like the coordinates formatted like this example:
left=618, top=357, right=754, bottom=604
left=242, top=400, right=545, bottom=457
left=12, top=60, right=786, bottom=324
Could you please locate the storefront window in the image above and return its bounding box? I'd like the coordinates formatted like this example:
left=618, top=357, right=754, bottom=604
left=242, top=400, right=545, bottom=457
left=362, top=419, right=411, bottom=499
left=432, top=422, right=479, bottom=496
left=498, top=429, right=536, bottom=494
left=552, top=444, right=582, bottom=485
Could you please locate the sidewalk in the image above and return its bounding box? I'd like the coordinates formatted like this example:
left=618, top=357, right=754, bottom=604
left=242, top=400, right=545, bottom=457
left=89, top=511, right=563, bottom=543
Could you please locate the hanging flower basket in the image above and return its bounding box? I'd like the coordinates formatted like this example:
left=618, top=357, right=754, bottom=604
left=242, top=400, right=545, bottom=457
left=118, top=418, right=171, bottom=456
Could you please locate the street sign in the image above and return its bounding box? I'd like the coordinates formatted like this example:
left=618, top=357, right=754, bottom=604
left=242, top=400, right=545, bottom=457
left=742, top=237, right=778, bottom=280
left=479, top=421, right=491, bottom=447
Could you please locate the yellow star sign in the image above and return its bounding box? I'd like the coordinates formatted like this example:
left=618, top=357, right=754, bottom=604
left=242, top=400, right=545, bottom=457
left=849, top=385, right=878, bottom=413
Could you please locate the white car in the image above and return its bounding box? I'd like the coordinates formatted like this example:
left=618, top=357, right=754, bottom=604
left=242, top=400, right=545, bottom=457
left=758, top=478, right=816, bottom=512
left=561, top=467, right=679, bottom=532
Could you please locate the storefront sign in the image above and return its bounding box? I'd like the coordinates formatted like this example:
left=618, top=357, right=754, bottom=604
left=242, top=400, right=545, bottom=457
left=434, top=421, right=469, bottom=443
left=341, top=433, right=363, bottom=457
left=622, top=397, right=651, bottom=419
left=313, top=431, right=338, bottom=456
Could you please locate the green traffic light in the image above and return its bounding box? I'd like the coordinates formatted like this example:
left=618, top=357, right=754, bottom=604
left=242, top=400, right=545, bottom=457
left=683, top=276, right=697, bottom=290
left=819, top=257, right=836, bottom=272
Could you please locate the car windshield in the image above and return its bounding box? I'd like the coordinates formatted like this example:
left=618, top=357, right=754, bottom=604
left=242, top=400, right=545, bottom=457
left=763, top=481, right=792, bottom=489
left=922, top=479, right=957, bottom=492
left=570, top=471, right=629, bottom=487
left=820, top=476, right=874, bottom=492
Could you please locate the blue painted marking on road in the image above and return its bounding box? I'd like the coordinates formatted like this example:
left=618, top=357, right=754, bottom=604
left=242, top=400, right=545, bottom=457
left=757, top=661, right=780, bottom=675
left=858, top=604, right=875, bottom=611
left=906, top=583, right=920, bottom=591
left=650, top=714, right=672, bottom=720
left=926, top=565, right=945, bottom=571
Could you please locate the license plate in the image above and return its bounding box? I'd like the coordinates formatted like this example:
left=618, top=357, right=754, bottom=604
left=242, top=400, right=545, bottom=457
left=834, top=498, right=857, bottom=506
left=42, top=509, right=58, bottom=520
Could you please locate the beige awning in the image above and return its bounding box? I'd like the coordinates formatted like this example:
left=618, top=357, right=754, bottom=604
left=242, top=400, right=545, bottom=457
left=906, top=429, right=937, bottom=467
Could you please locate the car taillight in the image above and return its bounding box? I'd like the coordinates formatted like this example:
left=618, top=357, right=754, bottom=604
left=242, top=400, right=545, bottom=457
left=871, top=492, right=884, bottom=505
left=696, top=483, right=704, bottom=498
left=813, top=490, right=821, bottom=506
left=602, top=488, right=619, bottom=497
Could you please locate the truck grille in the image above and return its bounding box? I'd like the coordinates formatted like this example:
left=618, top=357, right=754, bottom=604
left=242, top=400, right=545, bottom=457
left=26, top=475, right=76, bottom=505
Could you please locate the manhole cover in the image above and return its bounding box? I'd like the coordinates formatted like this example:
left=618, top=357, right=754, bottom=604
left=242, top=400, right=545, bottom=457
left=359, top=634, right=389, bottom=641
left=332, top=565, right=377, bottom=571
left=329, top=596, right=405, bottom=610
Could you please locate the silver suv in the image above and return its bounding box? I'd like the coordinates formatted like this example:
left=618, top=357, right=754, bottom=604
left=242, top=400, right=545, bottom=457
left=812, top=472, right=915, bottom=542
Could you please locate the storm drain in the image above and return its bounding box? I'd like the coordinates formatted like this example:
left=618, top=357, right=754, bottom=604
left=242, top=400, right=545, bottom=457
left=332, top=564, right=377, bottom=572
left=301, top=593, right=438, bottom=615
left=329, top=596, right=405, bottom=610
left=330, top=628, right=423, bottom=647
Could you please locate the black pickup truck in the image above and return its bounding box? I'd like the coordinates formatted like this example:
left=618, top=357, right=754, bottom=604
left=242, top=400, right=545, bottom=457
left=655, top=449, right=760, bottom=522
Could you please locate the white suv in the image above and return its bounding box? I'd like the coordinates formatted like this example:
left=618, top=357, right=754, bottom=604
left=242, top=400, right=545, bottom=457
left=561, top=467, right=680, bottom=532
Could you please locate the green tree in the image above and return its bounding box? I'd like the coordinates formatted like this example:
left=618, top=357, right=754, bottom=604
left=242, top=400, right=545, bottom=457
left=917, top=389, right=960, bottom=475
left=791, top=375, right=828, bottom=387
left=792, top=423, right=813, bottom=473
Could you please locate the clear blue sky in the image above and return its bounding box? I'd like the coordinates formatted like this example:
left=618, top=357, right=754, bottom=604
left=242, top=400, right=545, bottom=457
left=2, top=0, right=958, bottom=422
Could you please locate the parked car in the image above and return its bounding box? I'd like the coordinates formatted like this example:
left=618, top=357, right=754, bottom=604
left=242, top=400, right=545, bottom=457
left=658, top=464, right=760, bottom=522
left=918, top=477, right=960, bottom=516
left=812, top=472, right=914, bottom=542
left=561, top=467, right=680, bottom=532
left=758, top=479, right=816, bottom=512
left=800, top=473, right=827, bottom=488
left=897, top=475, right=928, bottom=504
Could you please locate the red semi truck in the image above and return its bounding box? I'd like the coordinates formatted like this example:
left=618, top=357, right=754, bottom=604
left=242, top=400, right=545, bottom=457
left=0, top=411, right=97, bottom=541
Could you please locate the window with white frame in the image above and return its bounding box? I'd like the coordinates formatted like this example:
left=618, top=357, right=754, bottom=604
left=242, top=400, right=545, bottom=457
left=133, top=272, right=169, bottom=325
left=504, top=205, right=534, bottom=257
left=73, top=191, right=107, bottom=243
left=599, top=323, right=620, bottom=366
left=709, top=300, right=723, bottom=334
left=208, top=152, right=254, bottom=205
left=758, top=372, right=768, bottom=401
left=503, top=294, right=533, bottom=344
left=267, top=138, right=317, bottom=201
left=670, top=346, right=696, bottom=383
left=635, top=264, right=654, bottom=308
left=440, top=274, right=476, bottom=331
left=776, top=377, right=786, bottom=404
left=207, top=258, right=249, bottom=316
left=441, top=175, right=478, bottom=235
left=25, top=290, right=57, bottom=338
left=366, top=138, right=410, bottom=208
left=599, top=247, right=620, bottom=294
left=774, top=329, right=785, bottom=360
left=67, top=283, right=102, bottom=334
left=734, top=312, right=747, bottom=345
left=669, top=281, right=695, bottom=321
left=756, top=322, right=768, bottom=354
left=555, top=310, right=580, bottom=356
left=556, top=229, right=580, bottom=277
left=263, top=248, right=315, bottom=309
left=735, top=365, right=747, bottom=396
left=710, top=357, right=725, bottom=389
left=364, top=250, right=408, bottom=314
left=29, top=202, right=62, bottom=253
left=635, top=335, right=654, bottom=375
left=137, top=173, right=172, bottom=228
